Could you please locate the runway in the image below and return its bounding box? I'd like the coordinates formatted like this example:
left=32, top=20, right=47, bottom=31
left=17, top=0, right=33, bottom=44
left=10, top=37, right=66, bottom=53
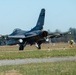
left=0, top=56, right=76, bottom=66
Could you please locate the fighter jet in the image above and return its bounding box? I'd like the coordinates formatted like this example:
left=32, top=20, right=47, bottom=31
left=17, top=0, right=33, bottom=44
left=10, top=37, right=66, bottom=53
left=0, top=8, right=71, bottom=50
left=6, top=8, right=48, bottom=50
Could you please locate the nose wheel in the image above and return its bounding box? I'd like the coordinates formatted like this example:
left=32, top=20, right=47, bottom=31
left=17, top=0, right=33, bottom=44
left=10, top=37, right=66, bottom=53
left=19, top=45, right=24, bottom=50
left=19, top=41, right=27, bottom=50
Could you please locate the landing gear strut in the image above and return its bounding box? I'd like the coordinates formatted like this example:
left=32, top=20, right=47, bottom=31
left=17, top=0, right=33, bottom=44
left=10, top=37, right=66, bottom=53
left=35, top=41, right=42, bottom=49
left=35, top=43, right=41, bottom=49
left=37, top=44, right=41, bottom=49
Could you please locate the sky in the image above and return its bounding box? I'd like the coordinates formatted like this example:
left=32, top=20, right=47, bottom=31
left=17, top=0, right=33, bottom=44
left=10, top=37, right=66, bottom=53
left=0, top=0, right=76, bottom=34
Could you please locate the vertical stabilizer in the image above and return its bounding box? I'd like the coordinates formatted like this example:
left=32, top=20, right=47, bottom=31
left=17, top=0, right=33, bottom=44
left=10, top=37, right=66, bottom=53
left=31, top=8, right=45, bottom=31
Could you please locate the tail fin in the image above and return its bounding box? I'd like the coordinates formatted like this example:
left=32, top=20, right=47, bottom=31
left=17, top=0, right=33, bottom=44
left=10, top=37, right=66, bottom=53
left=31, top=8, right=45, bottom=31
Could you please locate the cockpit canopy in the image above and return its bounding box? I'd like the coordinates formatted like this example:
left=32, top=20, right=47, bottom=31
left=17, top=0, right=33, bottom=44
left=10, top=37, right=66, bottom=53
left=13, top=28, right=21, bottom=34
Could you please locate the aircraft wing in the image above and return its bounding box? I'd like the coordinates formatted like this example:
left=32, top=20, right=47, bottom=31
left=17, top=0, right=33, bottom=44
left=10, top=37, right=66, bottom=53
left=8, top=34, right=38, bottom=39
left=8, top=35, right=26, bottom=39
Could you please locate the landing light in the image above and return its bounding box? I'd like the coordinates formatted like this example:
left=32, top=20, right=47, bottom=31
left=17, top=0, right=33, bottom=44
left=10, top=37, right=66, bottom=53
left=46, top=38, right=49, bottom=41
left=19, top=39, right=23, bottom=43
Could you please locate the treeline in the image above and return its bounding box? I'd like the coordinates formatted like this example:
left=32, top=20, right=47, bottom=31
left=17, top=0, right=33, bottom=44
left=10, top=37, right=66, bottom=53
left=49, top=27, right=76, bottom=43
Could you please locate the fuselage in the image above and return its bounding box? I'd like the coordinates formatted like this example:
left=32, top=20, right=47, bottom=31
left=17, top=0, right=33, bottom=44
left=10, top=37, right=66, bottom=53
left=6, top=29, right=48, bottom=45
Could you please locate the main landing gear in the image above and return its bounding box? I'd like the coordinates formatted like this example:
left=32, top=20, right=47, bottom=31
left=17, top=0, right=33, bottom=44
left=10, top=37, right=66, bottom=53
left=35, top=41, right=42, bottom=49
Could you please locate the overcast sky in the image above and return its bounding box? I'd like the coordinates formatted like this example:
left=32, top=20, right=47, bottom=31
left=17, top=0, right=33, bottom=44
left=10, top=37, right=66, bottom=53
left=0, top=0, right=76, bottom=34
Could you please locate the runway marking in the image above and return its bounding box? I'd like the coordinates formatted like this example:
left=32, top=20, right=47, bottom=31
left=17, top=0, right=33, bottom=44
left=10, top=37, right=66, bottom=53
left=0, top=56, right=76, bottom=66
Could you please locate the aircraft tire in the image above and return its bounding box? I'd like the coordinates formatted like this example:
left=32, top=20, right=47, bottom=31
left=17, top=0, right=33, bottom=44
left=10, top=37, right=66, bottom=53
left=38, top=45, right=41, bottom=49
left=19, top=45, right=24, bottom=50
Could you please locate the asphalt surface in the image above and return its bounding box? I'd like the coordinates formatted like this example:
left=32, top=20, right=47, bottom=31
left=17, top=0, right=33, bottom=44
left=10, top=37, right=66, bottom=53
left=0, top=56, right=76, bottom=66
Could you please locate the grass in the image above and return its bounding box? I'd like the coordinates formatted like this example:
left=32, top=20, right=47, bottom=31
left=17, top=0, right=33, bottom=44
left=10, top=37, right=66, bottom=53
left=0, top=43, right=76, bottom=75
left=0, top=48, right=76, bottom=60
left=0, top=43, right=76, bottom=59
left=0, top=61, right=76, bottom=75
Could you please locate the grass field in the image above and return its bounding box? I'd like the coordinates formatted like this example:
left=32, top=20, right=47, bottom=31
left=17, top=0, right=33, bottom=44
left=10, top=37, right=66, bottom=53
left=0, top=43, right=76, bottom=75
left=0, top=61, right=76, bottom=75
left=0, top=43, right=76, bottom=59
